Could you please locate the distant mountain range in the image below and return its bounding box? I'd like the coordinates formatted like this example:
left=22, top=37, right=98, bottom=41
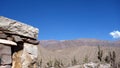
left=40, top=39, right=120, bottom=50
left=38, top=39, right=120, bottom=66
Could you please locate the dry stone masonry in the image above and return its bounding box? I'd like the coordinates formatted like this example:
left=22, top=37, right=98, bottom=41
left=0, top=16, right=39, bottom=68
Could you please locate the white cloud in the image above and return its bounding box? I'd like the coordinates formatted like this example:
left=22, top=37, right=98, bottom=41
left=110, top=30, right=120, bottom=38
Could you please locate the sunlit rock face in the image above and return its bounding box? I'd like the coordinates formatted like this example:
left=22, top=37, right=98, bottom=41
left=12, top=50, right=23, bottom=68
left=21, top=43, right=38, bottom=68
left=0, top=16, right=39, bottom=68
left=0, top=16, right=39, bottom=39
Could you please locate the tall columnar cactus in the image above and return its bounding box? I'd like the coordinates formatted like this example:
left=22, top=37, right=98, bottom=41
left=97, top=45, right=103, bottom=62
left=109, top=51, right=116, bottom=62
left=104, top=51, right=117, bottom=68
left=112, top=51, right=116, bottom=62
left=108, top=51, right=116, bottom=67
left=71, top=56, right=77, bottom=66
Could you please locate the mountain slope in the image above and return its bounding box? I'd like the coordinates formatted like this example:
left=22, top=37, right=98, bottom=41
left=40, top=39, right=120, bottom=50
left=37, top=39, right=120, bottom=67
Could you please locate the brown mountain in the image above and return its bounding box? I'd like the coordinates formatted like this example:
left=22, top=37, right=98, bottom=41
left=40, top=39, right=120, bottom=50
left=38, top=39, right=120, bottom=67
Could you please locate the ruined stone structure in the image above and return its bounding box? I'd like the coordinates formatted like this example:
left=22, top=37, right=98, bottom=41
left=0, top=16, right=39, bottom=68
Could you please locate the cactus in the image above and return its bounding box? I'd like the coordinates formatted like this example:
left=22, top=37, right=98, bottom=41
left=71, top=56, right=77, bottom=66
left=105, top=55, right=110, bottom=63
left=112, top=51, right=116, bottom=62
left=46, top=60, right=53, bottom=67
left=104, top=51, right=116, bottom=67
left=97, top=45, right=103, bottom=62
left=109, top=51, right=116, bottom=63
left=110, top=51, right=116, bottom=68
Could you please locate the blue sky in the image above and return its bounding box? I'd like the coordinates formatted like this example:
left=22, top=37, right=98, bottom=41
left=0, top=0, right=120, bottom=40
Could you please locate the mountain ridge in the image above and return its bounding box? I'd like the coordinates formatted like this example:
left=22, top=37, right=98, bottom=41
left=40, top=38, right=120, bottom=50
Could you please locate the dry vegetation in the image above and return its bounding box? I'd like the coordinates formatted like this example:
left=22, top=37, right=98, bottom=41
left=37, top=39, right=120, bottom=68
left=37, top=45, right=120, bottom=68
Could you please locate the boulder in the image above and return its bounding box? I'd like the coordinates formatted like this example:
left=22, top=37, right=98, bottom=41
left=67, top=65, right=81, bottom=68
left=83, top=62, right=99, bottom=68
left=0, top=16, right=39, bottom=39
left=99, top=64, right=111, bottom=68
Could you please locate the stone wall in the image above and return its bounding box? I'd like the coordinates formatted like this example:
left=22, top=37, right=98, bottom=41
left=0, top=16, right=39, bottom=68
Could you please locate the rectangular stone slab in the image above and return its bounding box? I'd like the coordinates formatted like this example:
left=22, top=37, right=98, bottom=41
left=0, top=16, right=39, bottom=39
left=0, top=39, right=17, bottom=46
left=0, top=44, right=12, bottom=64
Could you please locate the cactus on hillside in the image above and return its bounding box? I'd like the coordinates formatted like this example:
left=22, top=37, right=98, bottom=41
left=104, top=51, right=116, bottom=68
left=110, top=51, right=116, bottom=68
left=108, top=51, right=116, bottom=63
left=71, top=56, right=78, bottom=66
left=97, top=45, right=103, bottom=62
left=112, top=51, right=116, bottom=62
left=46, top=60, right=53, bottom=67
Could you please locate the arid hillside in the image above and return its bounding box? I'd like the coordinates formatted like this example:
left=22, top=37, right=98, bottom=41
left=40, top=39, right=120, bottom=50
left=37, top=39, right=120, bottom=67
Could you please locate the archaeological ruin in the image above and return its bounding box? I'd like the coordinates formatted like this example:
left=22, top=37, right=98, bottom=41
left=0, top=16, right=39, bottom=68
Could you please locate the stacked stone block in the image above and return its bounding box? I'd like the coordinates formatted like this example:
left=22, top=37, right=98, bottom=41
left=0, top=16, right=39, bottom=68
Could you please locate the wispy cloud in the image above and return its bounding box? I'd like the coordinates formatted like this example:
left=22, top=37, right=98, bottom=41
left=110, top=30, right=120, bottom=38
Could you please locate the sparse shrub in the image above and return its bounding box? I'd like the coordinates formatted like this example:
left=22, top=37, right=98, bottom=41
left=97, top=45, right=103, bottom=62
left=71, top=56, right=77, bottom=66
left=38, top=59, right=42, bottom=67
left=46, top=60, right=53, bottom=67
left=54, top=59, right=64, bottom=68
left=83, top=55, right=89, bottom=63
left=59, top=60, right=64, bottom=67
